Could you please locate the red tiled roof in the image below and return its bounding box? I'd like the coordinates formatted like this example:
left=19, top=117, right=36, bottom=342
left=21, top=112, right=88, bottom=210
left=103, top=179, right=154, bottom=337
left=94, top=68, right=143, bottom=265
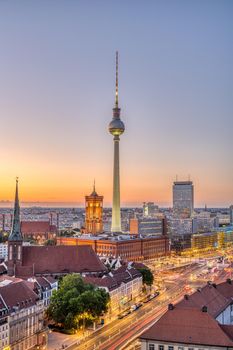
left=21, top=221, right=57, bottom=234
left=84, top=267, right=141, bottom=291
left=111, top=266, right=140, bottom=284
left=20, top=245, right=106, bottom=276
left=0, top=280, right=39, bottom=310
left=0, top=275, right=22, bottom=284
left=140, top=307, right=233, bottom=346
left=44, top=276, right=57, bottom=284
left=35, top=276, right=51, bottom=289
left=215, top=279, right=233, bottom=299
left=177, top=283, right=230, bottom=318
left=221, top=325, right=233, bottom=339
left=84, top=276, right=119, bottom=291
left=132, top=262, right=148, bottom=270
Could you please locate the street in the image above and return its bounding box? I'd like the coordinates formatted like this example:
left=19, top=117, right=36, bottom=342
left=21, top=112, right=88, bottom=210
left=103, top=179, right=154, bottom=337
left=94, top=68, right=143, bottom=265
left=47, top=252, right=232, bottom=350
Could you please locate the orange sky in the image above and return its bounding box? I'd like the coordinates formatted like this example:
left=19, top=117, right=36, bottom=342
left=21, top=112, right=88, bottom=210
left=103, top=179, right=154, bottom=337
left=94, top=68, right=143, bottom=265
left=0, top=1, right=233, bottom=207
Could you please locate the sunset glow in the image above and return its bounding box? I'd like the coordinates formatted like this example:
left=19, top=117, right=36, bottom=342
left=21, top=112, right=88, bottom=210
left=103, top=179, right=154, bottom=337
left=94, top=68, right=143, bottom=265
left=0, top=1, right=232, bottom=207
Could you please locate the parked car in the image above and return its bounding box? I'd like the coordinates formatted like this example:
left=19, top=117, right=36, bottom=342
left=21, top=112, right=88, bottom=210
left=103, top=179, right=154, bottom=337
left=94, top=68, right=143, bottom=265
left=130, top=304, right=137, bottom=311
left=136, top=302, right=143, bottom=309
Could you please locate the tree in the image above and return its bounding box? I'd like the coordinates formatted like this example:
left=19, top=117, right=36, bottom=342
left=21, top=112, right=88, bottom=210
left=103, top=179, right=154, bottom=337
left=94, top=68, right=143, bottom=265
left=46, top=274, right=109, bottom=331
left=44, top=239, right=56, bottom=246
left=0, top=232, right=8, bottom=243
left=137, top=268, right=154, bottom=287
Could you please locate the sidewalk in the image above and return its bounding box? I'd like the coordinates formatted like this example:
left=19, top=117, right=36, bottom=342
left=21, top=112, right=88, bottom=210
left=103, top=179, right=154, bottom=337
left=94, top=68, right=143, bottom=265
left=47, top=331, right=79, bottom=350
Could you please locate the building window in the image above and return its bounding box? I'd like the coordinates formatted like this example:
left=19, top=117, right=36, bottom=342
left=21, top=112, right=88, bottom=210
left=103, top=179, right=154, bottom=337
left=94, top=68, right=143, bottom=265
left=17, top=245, right=21, bottom=260
left=168, top=347, right=174, bottom=350
left=159, top=346, right=164, bottom=350
left=9, top=245, right=13, bottom=260
left=149, top=345, right=155, bottom=350
left=178, top=347, right=184, bottom=350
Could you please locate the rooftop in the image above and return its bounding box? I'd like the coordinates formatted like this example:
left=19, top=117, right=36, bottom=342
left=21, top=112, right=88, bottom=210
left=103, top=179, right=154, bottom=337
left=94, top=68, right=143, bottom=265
left=141, top=280, right=233, bottom=347
left=141, top=307, right=233, bottom=347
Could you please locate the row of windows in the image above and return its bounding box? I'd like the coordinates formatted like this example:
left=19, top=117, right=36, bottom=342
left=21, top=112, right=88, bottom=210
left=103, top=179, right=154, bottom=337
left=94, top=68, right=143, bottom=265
left=149, top=345, right=204, bottom=350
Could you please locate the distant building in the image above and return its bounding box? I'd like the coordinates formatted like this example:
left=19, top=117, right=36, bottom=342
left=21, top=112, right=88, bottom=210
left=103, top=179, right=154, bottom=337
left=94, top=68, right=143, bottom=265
left=168, top=217, right=194, bottom=236
left=143, top=202, right=159, bottom=217
left=103, top=219, right=112, bottom=232
left=85, top=183, right=103, bottom=234
left=191, top=232, right=218, bottom=250
left=191, top=226, right=233, bottom=251
left=130, top=218, right=139, bottom=234
left=192, top=211, right=219, bottom=233
left=130, top=217, right=165, bottom=236
left=170, top=233, right=192, bottom=252
left=21, top=220, right=57, bottom=244
left=230, top=205, right=233, bottom=224
left=57, top=233, right=169, bottom=261
left=173, top=180, right=194, bottom=218
left=217, top=213, right=230, bottom=225
left=140, top=280, right=233, bottom=350
left=216, top=226, right=233, bottom=249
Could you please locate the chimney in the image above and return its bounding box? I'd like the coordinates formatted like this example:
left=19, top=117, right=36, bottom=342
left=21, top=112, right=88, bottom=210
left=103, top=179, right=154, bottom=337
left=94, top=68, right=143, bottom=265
left=202, top=305, right=208, bottom=312
left=168, top=303, right=174, bottom=310
left=184, top=294, right=189, bottom=300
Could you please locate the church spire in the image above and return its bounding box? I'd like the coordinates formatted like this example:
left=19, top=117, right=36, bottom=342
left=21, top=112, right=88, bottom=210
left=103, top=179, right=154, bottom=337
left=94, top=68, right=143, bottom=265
left=9, top=177, right=22, bottom=241
left=115, top=51, right=119, bottom=108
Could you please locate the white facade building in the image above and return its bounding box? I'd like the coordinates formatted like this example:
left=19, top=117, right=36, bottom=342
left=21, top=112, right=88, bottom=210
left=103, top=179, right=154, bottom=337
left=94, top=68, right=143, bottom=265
left=0, top=244, right=8, bottom=260
left=85, top=266, right=143, bottom=314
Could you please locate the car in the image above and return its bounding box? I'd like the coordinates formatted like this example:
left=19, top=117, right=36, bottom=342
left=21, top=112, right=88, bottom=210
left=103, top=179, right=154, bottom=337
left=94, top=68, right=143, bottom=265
left=143, top=298, right=150, bottom=303
left=118, top=314, right=124, bottom=319
left=130, top=304, right=137, bottom=311
left=136, top=302, right=143, bottom=309
left=123, top=309, right=131, bottom=316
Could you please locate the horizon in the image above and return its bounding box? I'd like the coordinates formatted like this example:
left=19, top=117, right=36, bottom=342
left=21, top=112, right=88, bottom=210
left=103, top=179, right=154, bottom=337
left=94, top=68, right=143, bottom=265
left=0, top=200, right=230, bottom=210
left=0, top=1, right=232, bottom=207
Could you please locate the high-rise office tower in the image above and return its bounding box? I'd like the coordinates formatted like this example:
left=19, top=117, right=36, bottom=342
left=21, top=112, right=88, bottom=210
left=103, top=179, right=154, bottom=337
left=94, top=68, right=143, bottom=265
left=173, top=180, right=194, bottom=218
left=85, top=182, right=103, bottom=234
left=108, top=52, right=125, bottom=233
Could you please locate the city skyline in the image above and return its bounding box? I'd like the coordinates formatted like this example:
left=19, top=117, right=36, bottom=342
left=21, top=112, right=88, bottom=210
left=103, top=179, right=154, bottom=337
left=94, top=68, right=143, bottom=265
left=0, top=1, right=232, bottom=207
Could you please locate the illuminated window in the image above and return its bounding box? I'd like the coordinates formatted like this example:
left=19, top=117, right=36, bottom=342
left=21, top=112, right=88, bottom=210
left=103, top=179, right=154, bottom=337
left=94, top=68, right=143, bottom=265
left=9, top=245, right=13, bottom=260
left=17, top=245, right=21, bottom=260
